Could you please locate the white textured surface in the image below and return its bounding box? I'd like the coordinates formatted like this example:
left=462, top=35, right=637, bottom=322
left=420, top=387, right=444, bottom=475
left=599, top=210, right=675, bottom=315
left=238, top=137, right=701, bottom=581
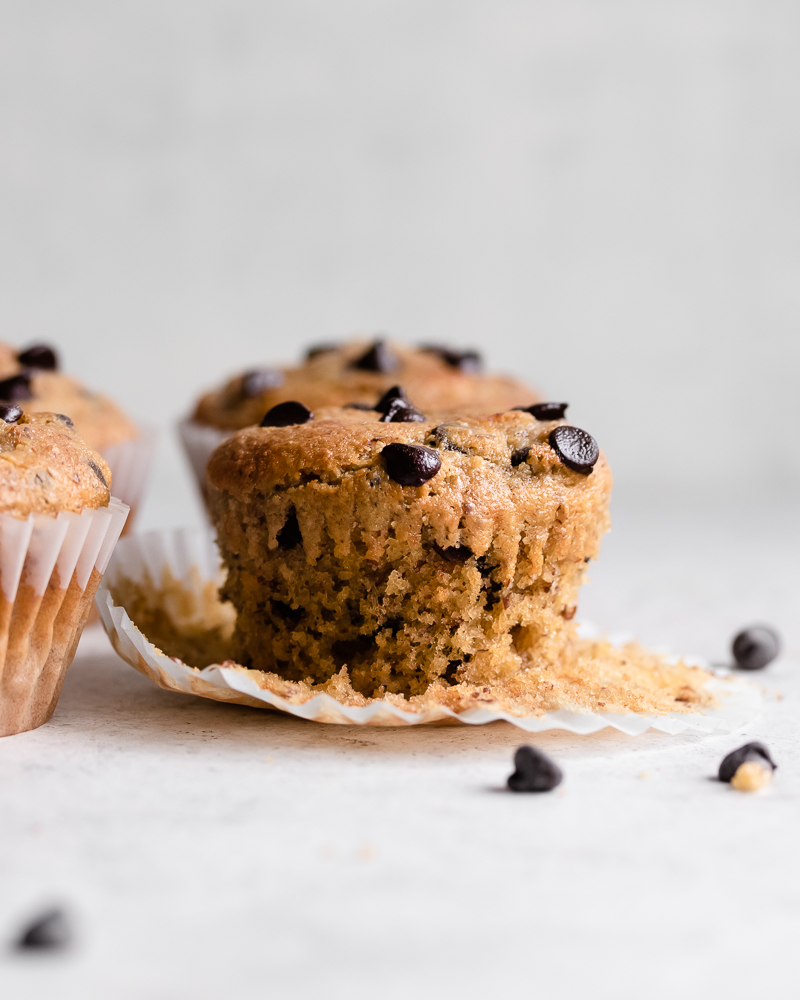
left=0, top=493, right=797, bottom=999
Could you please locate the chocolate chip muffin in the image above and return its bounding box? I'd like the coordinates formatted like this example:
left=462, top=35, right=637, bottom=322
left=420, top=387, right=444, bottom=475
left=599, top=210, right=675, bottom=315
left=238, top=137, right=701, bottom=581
left=206, top=395, right=611, bottom=697
left=192, top=339, right=540, bottom=432
left=0, top=342, right=154, bottom=531
left=0, top=406, right=129, bottom=736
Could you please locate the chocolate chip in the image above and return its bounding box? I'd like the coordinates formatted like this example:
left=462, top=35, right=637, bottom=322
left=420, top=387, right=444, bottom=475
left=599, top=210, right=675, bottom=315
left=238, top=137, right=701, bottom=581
left=515, top=402, right=568, bottom=421
left=381, top=443, right=442, bottom=486
left=549, top=425, right=599, bottom=475
left=380, top=398, right=425, bottom=423
left=732, top=625, right=781, bottom=671
left=53, top=413, right=74, bottom=429
left=444, top=660, right=462, bottom=682
left=15, top=908, right=72, bottom=951
left=0, top=373, right=33, bottom=402
left=718, top=742, right=776, bottom=783
left=430, top=423, right=468, bottom=453
left=241, top=368, right=284, bottom=397
left=352, top=340, right=397, bottom=373
left=433, top=543, right=472, bottom=563
left=420, top=345, right=482, bottom=373
left=306, top=344, right=338, bottom=360
left=17, top=344, right=58, bottom=371
left=375, top=385, right=408, bottom=414
left=0, top=403, right=22, bottom=423
left=88, top=460, right=108, bottom=489
left=277, top=508, right=302, bottom=548
left=343, top=402, right=374, bottom=410
left=260, top=401, right=313, bottom=427
left=507, top=746, right=563, bottom=792
left=511, top=447, right=530, bottom=467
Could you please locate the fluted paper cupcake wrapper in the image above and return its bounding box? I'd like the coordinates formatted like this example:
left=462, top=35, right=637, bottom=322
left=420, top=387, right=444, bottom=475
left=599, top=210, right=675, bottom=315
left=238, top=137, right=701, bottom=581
left=97, top=528, right=761, bottom=735
left=177, top=419, right=230, bottom=513
left=0, top=498, right=129, bottom=737
left=101, top=426, right=158, bottom=534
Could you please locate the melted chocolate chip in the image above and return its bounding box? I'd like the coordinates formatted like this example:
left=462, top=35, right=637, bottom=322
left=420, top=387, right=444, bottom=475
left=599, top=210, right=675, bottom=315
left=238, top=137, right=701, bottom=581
left=718, top=742, right=776, bottom=783
left=53, top=413, right=74, bottom=429
left=381, top=443, right=442, bottom=486
left=514, top=402, right=568, bottom=420
left=732, top=625, right=781, bottom=671
left=549, top=425, right=599, bottom=475
left=375, top=385, right=408, bottom=414
left=88, top=460, right=108, bottom=489
left=352, top=340, right=398, bottom=373
left=444, top=660, right=462, bottom=682
left=0, top=373, right=33, bottom=402
left=277, top=509, right=303, bottom=548
left=306, top=343, right=338, bottom=360
left=260, top=401, right=313, bottom=427
left=380, top=398, right=425, bottom=423
left=511, top=447, right=530, bottom=467
left=343, top=402, right=374, bottom=410
left=15, top=908, right=72, bottom=951
left=0, top=403, right=22, bottom=423
left=420, top=345, right=482, bottom=373
left=17, top=344, right=58, bottom=371
left=507, top=746, right=563, bottom=792
left=241, top=368, right=284, bottom=397
left=433, top=543, right=472, bottom=563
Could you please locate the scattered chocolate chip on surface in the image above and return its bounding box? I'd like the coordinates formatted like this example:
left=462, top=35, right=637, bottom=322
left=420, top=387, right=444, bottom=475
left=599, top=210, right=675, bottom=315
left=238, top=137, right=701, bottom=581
left=511, top=447, right=530, bottom=467
left=260, top=401, right=313, bottom=427
left=549, top=425, right=599, bottom=475
left=380, top=398, right=425, bottom=423
left=17, top=344, right=58, bottom=371
left=420, top=345, right=482, bottom=372
left=732, top=625, right=781, bottom=671
left=719, top=742, right=776, bottom=791
left=241, top=368, right=284, bottom=397
left=381, top=443, right=442, bottom=486
left=15, top=908, right=72, bottom=951
left=507, top=745, right=563, bottom=792
left=0, top=403, right=22, bottom=423
left=515, top=402, right=568, bottom=420
left=0, top=373, right=33, bottom=402
left=352, top=340, right=398, bottom=373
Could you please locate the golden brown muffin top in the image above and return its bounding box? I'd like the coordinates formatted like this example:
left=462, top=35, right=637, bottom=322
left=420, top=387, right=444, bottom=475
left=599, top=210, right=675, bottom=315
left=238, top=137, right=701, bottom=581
left=0, top=342, right=138, bottom=453
left=207, top=398, right=610, bottom=558
left=0, top=408, right=112, bottom=517
left=192, top=339, right=540, bottom=430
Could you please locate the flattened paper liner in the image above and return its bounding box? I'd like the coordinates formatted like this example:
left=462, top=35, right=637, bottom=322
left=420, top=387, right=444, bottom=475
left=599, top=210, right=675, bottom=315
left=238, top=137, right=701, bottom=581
left=97, top=528, right=761, bottom=734
left=0, top=497, right=129, bottom=737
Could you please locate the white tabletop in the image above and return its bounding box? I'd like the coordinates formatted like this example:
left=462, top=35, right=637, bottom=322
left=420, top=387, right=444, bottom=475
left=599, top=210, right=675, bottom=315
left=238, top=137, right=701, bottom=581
left=1, top=482, right=798, bottom=1000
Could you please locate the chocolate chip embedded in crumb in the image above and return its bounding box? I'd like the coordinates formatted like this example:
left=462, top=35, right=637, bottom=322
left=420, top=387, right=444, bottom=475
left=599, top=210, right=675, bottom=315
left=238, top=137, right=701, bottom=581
left=0, top=403, right=22, bottom=423
left=0, top=373, right=33, bottom=402
left=511, top=447, right=530, bottom=467
left=17, top=344, right=58, bottom=371
left=507, top=746, right=563, bottom=792
left=380, top=398, right=425, bottom=423
left=53, top=413, right=74, bottom=429
left=88, top=460, right=108, bottom=489
left=549, top=425, right=599, bottom=475
left=719, top=742, right=776, bottom=792
left=260, top=401, right=313, bottom=427
left=352, top=340, right=398, bottom=373
left=241, top=368, right=284, bottom=397
left=15, top=908, right=72, bottom=951
left=433, top=542, right=472, bottom=563
left=514, top=402, right=568, bottom=421
left=305, top=343, right=338, bottom=360
left=343, top=402, right=374, bottom=410
left=277, top=508, right=302, bottom=548
left=381, top=443, right=442, bottom=487
left=732, top=625, right=781, bottom=671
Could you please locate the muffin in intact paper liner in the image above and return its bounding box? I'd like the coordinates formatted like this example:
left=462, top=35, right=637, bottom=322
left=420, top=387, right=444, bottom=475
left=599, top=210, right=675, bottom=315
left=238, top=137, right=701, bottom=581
left=97, top=527, right=760, bottom=734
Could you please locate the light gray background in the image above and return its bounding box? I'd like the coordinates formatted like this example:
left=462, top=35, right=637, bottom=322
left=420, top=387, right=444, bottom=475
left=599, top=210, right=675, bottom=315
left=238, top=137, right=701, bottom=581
left=1, top=0, right=798, bottom=521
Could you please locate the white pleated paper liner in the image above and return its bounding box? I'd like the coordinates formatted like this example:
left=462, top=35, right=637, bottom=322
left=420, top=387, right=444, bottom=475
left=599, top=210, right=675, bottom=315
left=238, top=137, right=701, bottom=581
left=101, top=426, right=158, bottom=532
left=97, top=528, right=761, bottom=734
left=0, top=497, right=130, bottom=737
left=177, top=419, right=229, bottom=511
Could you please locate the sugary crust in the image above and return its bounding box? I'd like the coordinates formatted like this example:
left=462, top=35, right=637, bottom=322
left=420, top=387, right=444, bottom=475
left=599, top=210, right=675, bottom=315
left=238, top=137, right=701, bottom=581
left=207, top=406, right=612, bottom=695
left=0, top=411, right=112, bottom=516
left=193, top=340, right=540, bottom=430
